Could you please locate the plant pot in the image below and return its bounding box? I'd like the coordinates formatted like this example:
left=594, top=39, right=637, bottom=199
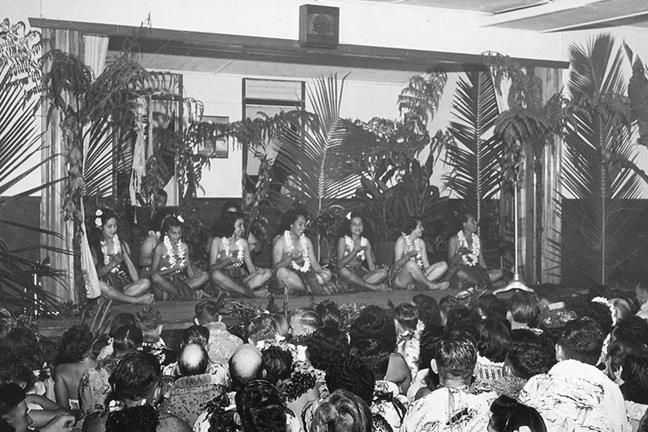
left=374, top=241, right=395, bottom=266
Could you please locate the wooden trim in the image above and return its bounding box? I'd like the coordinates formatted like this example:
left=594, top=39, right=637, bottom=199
left=29, top=18, right=570, bottom=71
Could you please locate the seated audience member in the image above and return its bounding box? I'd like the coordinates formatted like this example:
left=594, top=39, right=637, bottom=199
left=310, top=389, right=373, bottom=432
left=401, top=331, right=496, bottom=432
left=247, top=315, right=279, bottom=346
left=273, top=209, right=332, bottom=295
left=325, top=356, right=406, bottom=432
left=194, top=299, right=243, bottom=365
left=151, top=214, right=209, bottom=300
left=518, top=318, right=628, bottom=432
left=438, top=296, right=458, bottom=327
left=80, top=325, right=143, bottom=414
left=619, top=353, right=648, bottom=431
left=504, top=330, right=555, bottom=385
left=391, top=217, right=449, bottom=291
left=606, top=337, right=647, bottom=385
left=315, top=300, right=343, bottom=329
left=305, top=327, right=350, bottom=372
left=3, top=326, right=54, bottom=401
left=488, top=396, right=547, bottom=432
left=54, top=324, right=97, bottom=410
left=612, top=298, right=634, bottom=323
left=411, top=294, right=442, bottom=328
left=90, top=208, right=154, bottom=305
left=507, top=293, right=541, bottom=332
left=161, top=344, right=225, bottom=427
left=0, top=383, right=75, bottom=432
left=336, top=213, right=388, bottom=292
left=83, top=352, right=191, bottom=432
left=209, top=211, right=272, bottom=297
left=612, top=316, right=648, bottom=348
left=229, top=344, right=263, bottom=392
left=479, top=294, right=509, bottom=323
left=407, top=324, right=444, bottom=401
left=585, top=299, right=615, bottom=337
left=394, top=303, right=422, bottom=376
left=235, top=379, right=292, bottom=432
left=290, top=308, right=322, bottom=339
left=446, top=212, right=503, bottom=290
left=475, top=319, right=510, bottom=381
left=137, top=308, right=175, bottom=366
left=181, top=325, right=210, bottom=348
left=636, top=282, right=648, bottom=320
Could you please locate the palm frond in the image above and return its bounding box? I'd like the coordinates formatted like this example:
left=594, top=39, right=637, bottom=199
left=444, top=71, right=502, bottom=221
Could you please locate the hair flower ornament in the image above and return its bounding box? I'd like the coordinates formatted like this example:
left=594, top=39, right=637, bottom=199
left=591, top=296, right=617, bottom=326
left=177, top=215, right=184, bottom=223
left=95, top=209, right=103, bottom=216
left=95, top=217, right=102, bottom=228
left=346, top=211, right=352, bottom=220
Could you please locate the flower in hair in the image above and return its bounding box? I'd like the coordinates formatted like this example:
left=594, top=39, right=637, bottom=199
left=177, top=215, right=184, bottom=223
left=591, top=296, right=617, bottom=326
left=346, top=212, right=352, bottom=220
left=95, top=209, right=103, bottom=216
left=95, top=217, right=103, bottom=228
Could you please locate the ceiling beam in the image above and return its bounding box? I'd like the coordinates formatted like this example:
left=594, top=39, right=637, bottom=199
left=30, top=18, right=569, bottom=71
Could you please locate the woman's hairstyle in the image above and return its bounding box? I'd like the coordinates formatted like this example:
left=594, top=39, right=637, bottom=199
left=506, top=330, right=555, bottom=380
left=324, top=356, right=376, bottom=404
left=93, top=207, right=117, bottom=231
left=489, top=396, right=547, bottom=432
left=611, top=298, right=633, bottom=322
left=348, top=338, right=390, bottom=380
left=89, top=208, right=118, bottom=255
left=315, top=300, right=342, bottom=329
left=508, top=293, right=539, bottom=325
left=456, top=212, right=476, bottom=231
left=109, top=351, right=161, bottom=401
left=342, top=212, right=364, bottom=237
left=412, top=294, right=442, bottom=328
left=109, top=313, right=138, bottom=336
left=112, top=325, right=144, bottom=354
left=478, top=319, right=511, bottom=363
left=106, top=405, right=158, bottom=432
left=235, top=379, right=287, bottom=432
left=349, top=305, right=396, bottom=353
left=2, top=326, right=44, bottom=371
left=57, top=324, right=93, bottom=364
left=607, top=337, right=648, bottom=375
left=212, top=211, right=245, bottom=238
left=261, top=346, right=293, bottom=384
left=621, top=352, right=648, bottom=404
left=278, top=208, right=309, bottom=233
left=181, top=325, right=210, bottom=347
left=247, top=315, right=277, bottom=343
left=305, top=326, right=350, bottom=371
left=445, top=306, right=482, bottom=342
left=394, top=303, right=419, bottom=331
left=291, top=308, right=323, bottom=334
left=311, top=388, right=372, bottom=432
left=160, top=214, right=184, bottom=235
left=401, top=217, right=421, bottom=235
left=0, top=348, right=36, bottom=391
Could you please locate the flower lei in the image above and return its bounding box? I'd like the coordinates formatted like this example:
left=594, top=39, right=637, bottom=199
left=457, top=230, right=480, bottom=266
left=344, top=235, right=368, bottom=261
left=591, top=296, right=617, bottom=326
left=101, top=234, right=122, bottom=273
left=163, top=235, right=187, bottom=270
left=285, top=230, right=310, bottom=272
left=403, top=234, right=424, bottom=268
left=222, top=237, right=245, bottom=267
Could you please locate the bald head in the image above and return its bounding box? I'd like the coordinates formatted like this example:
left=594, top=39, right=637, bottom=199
left=178, top=343, right=209, bottom=377
left=229, top=344, right=263, bottom=390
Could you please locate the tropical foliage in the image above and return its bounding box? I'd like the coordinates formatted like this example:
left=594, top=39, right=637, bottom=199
left=0, top=20, right=63, bottom=313
left=560, top=34, right=648, bottom=285
left=444, top=71, right=502, bottom=224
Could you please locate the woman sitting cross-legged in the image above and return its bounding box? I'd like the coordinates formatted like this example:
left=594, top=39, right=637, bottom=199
left=209, top=211, right=272, bottom=297
left=336, top=212, right=389, bottom=292
left=273, top=209, right=332, bottom=295
left=447, top=212, right=503, bottom=290
left=90, top=208, right=154, bottom=304
left=391, top=217, right=449, bottom=291
left=151, top=214, right=209, bottom=300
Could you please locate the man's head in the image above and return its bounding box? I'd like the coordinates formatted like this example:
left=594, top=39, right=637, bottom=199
left=194, top=299, right=222, bottom=325
left=0, top=384, right=31, bottom=432
left=136, top=308, right=163, bottom=340
left=431, top=331, right=477, bottom=386
left=178, top=343, right=209, bottom=377
left=229, top=344, right=263, bottom=391
left=504, top=329, right=555, bottom=380
left=556, top=317, right=605, bottom=365
left=507, top=293, right=539, bottom=326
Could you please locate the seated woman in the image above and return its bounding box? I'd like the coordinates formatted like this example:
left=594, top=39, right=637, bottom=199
left=54, top=324, right=97, bottom=410
left=447, top=213, right=503, bottom=290
left=209, top=211, right=272, bottom=297
left=336, top=213, right=388, bottom=292
left=151, top=215, right=208, bottom=300
left=391, top=218, right=449, bottom=291
left=91, top=208, right=154, bottom=304
left=273, top=209, right=332, bottom=295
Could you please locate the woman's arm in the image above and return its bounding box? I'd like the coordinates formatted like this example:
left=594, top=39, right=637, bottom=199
left=151, top=244, right=177, bottom=276
left=208, top=237, right=235, bottom=272
left=365, top=241, right=377, bottom=271
left=183, top=243, right=195, bottom=277
left=53, top=367, right=69, bottom=408
left=306, top=238, right=324, bottom=272
left=447, top=235, right=462, bottom=266
left=138, top=236, right=156, bottom=267
left=273, top=238, right=296, bottom=269
left=477, top=236, right=488, bottom=268
left=420, top=240, right=432, bottom=269
left=94, top=249, right=119, bottom=279
left=241, top=240, right=257, bottom=273
left=393, top=238, right=415, bottom=269
left=336, top=237, right=357, bottom=269
left=121, top=242, right=139, bottom=281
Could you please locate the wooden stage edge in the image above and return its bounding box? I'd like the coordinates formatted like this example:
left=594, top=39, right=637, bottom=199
left=36, top=289, right=465, bottom=338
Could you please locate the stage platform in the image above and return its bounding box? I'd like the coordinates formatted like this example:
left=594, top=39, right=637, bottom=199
left=35, top=288, right=465, bottom=338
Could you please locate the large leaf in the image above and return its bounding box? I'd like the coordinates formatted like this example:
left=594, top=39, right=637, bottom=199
left=444, top=71, right=502, bottom=222
left=561, top=33, right=642, bottom=284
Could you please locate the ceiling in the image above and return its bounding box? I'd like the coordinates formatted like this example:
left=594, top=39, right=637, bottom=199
left=359, top=0, right=648, bottom=31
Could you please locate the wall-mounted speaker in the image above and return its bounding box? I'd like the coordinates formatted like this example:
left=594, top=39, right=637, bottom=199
left=299, top=4, right=339, bottom=48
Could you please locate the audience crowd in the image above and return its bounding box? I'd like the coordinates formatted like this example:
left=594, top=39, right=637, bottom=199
left=2, top=282, right=648, bottom=432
